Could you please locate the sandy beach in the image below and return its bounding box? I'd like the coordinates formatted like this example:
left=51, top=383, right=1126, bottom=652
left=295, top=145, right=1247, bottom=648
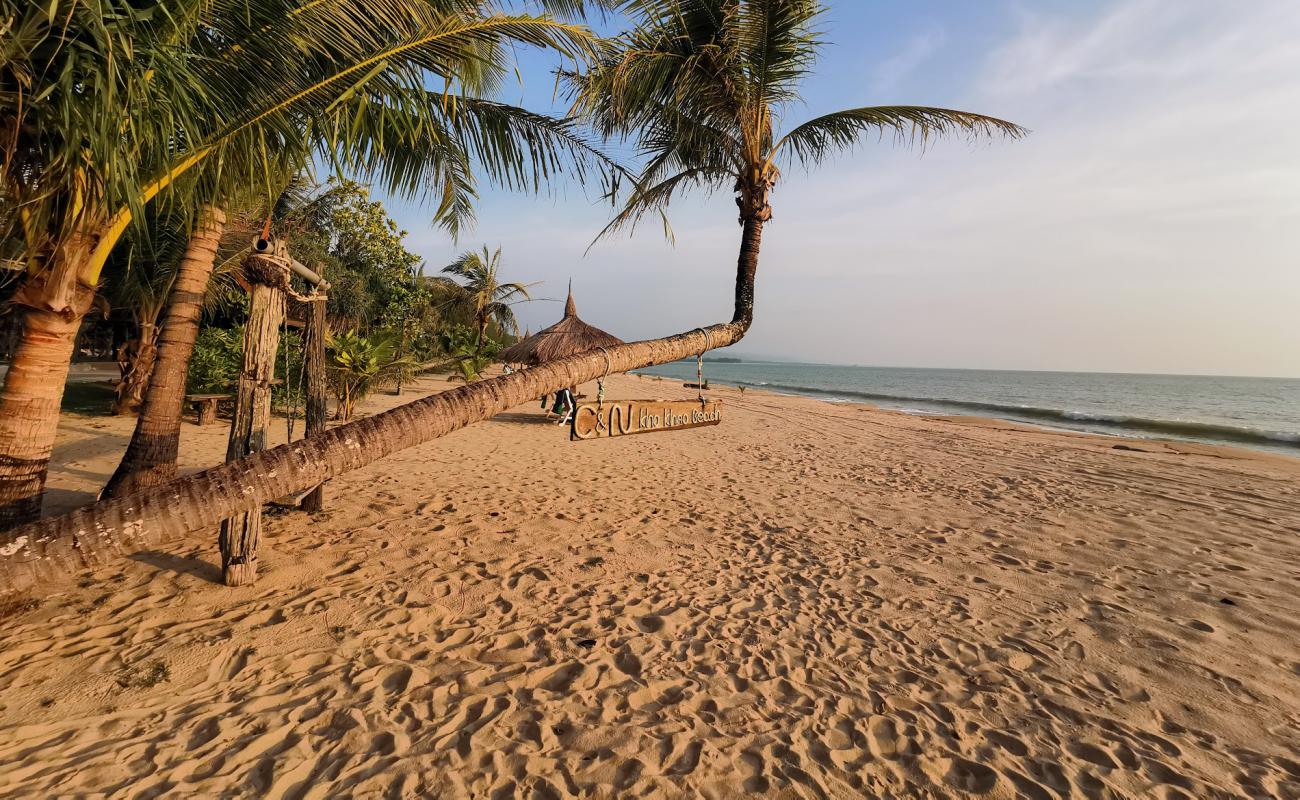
left=1, top=373, right=1298, bottom=799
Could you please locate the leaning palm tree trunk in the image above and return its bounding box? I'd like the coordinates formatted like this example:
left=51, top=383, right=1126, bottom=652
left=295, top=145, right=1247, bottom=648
left=0, top=233, right=763, bottom=593
left=101, top=207, right=226, bottom=499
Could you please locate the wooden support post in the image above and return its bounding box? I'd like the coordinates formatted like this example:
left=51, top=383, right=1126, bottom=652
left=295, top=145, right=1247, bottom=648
left=300, top=295, right=328, bottom=512
left=196, top=397, right=218, bottom=426
left=218, top=282, right=284, bottom=586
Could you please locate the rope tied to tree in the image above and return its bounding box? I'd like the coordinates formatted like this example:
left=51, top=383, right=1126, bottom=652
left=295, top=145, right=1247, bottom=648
left=282, top=310, right=308, bottom=443
left=692, top=328, right=713, bottom=405
left=248, top=253, right=326, bottom=304
left=594, top=346, right=612, bottom=433
left=283, top=313, right=293, bottom=442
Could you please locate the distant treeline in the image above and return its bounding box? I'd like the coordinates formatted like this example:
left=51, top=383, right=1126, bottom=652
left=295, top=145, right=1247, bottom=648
left=677, top=356, right=743, bottom=364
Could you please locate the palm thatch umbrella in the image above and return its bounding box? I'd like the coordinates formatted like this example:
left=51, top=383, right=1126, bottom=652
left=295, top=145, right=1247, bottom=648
left=501, top=284, right=623, bottom=366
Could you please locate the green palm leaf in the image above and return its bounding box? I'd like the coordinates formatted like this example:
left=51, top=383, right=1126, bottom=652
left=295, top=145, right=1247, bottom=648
left=571, top=0, right=1025, bottom=245
left=773, top=106, right=1029, bottom=170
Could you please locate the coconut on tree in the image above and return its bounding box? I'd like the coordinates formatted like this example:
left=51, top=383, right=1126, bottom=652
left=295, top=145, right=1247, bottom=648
left=0, top=0, right=1024, bottom=588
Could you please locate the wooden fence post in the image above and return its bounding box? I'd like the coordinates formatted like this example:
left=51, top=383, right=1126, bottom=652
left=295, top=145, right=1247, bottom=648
left=218, top=280, right=284, bottom=586
left=299, top=295, right=328, bottom=512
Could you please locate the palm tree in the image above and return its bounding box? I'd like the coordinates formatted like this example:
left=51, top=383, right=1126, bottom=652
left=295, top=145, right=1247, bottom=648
left=567, top=0, right=1026, bottom=325
left=436, top=247, right=534, bottom=356
left=0, top=0, right=612, bottom=524
left=97, top=207, right=235, bottom=496
left=104, top=229, right=188, bottom=418
left=100, top=206, right=249, bottom=417
left=100, top=178, right=326, bottom=499
left=0, top=0, right=1023, bottom=585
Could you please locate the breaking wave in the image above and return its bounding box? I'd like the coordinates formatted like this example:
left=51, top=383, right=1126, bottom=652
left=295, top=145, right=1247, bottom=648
left=738, top=382, right=1300, bottom=449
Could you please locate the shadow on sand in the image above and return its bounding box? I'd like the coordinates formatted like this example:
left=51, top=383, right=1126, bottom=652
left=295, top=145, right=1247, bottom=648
left=130, top=550, right=223, bottom=585
left=41, top=488, right=99, bottom=514
left=491, top=412, right=563, bottom=426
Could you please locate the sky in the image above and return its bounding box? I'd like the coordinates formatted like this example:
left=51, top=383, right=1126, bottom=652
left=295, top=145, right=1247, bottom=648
left=380, top=0, right=1300, bottom=378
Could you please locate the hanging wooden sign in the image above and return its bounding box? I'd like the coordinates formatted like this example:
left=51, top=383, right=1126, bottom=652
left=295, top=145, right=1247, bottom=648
left=571, top=399, right=722, bottom=441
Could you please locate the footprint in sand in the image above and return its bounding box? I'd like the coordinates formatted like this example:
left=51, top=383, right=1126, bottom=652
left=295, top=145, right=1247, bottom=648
left=1068, top=741, right=1118, bottom=769
left=538, top=662, right=585, bottom=693
left=636, top=614, right=665, bottom=634
left=985, top=729, right=1028, bottom=756
left=924, top=756, right=1000, bottom=794
left=866, top=715, right=911, bottom=760
left=736, top=750, right=770, bottom=793
left=1008, top=653, right=1037, bottom=671
left=613, top=649, right=642, bottom=677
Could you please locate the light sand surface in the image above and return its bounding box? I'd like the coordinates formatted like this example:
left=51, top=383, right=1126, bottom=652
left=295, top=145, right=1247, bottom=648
left=1, top=373, right=1298, bottom=799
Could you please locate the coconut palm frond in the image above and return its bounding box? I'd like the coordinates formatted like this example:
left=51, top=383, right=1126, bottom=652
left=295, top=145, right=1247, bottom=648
left=593, top=166, right=719, bottom=244
left=570, top=0, right=1025, bottom=246
left=8, top=0, right=609, bottom=286
left=202, top=246, right=253, bottom=317
left=447, top=98, right=623, bottom=195
left=437, top=245, right=535, bottom=350
left=334, top=92, right=623, bottom=240
left=773, top=106, right=1029, bottom=169
left=483, top=301, right=520, bottom=335
left=529, top=0, right=624, bottom=16
left=735, top=0, right=824, bottom=122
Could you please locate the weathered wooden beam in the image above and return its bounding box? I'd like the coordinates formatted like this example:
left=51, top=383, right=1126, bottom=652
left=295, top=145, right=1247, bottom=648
left=217, top=282, right=283, bottom=586
left=299, top=296, right=328, bottom=512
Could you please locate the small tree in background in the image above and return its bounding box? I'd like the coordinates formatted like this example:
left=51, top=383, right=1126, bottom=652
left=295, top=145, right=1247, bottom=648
left=439, top=325, right=504, bottom=383
left=434, top=247, right=534, bottom=359
left=326, top=330, right=416, bottom=421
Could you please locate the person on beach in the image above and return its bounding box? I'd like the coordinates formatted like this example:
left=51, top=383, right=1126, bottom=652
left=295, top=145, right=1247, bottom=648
left=552, top=387, right=576, bottom=424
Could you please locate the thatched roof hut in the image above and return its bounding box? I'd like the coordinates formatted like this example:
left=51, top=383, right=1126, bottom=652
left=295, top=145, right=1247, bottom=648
left=501, top=286, right=623, bottom=366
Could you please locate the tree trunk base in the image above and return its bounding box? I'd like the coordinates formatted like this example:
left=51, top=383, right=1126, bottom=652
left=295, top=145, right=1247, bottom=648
left=100, top=434, right=181, bottom=500
left=214, top=281, right=281, bottom=587
left=222, top=558, right=258, bottom=586
left=0, top=295, right=92, bottom=532
left=197, top=400, right=218, bottom=426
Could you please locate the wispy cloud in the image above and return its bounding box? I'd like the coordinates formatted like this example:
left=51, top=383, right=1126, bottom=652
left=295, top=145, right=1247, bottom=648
left=871, top=27, right=946, bottom=95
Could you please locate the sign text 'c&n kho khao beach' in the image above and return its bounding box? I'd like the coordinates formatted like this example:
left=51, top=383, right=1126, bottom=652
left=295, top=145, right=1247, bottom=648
left=570, top=399, right=722, bottom=441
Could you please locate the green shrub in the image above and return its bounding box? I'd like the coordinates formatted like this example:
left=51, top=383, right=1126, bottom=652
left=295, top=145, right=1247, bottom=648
left=187, top=327, right=243, bottom=394
left=438, top=324, right=501, bottom=383
left=327, top=329, right=415, bottom=420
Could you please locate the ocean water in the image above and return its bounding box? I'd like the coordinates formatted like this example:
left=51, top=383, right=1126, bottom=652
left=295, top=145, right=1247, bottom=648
left=633, top=361, right=1300, bottom=457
